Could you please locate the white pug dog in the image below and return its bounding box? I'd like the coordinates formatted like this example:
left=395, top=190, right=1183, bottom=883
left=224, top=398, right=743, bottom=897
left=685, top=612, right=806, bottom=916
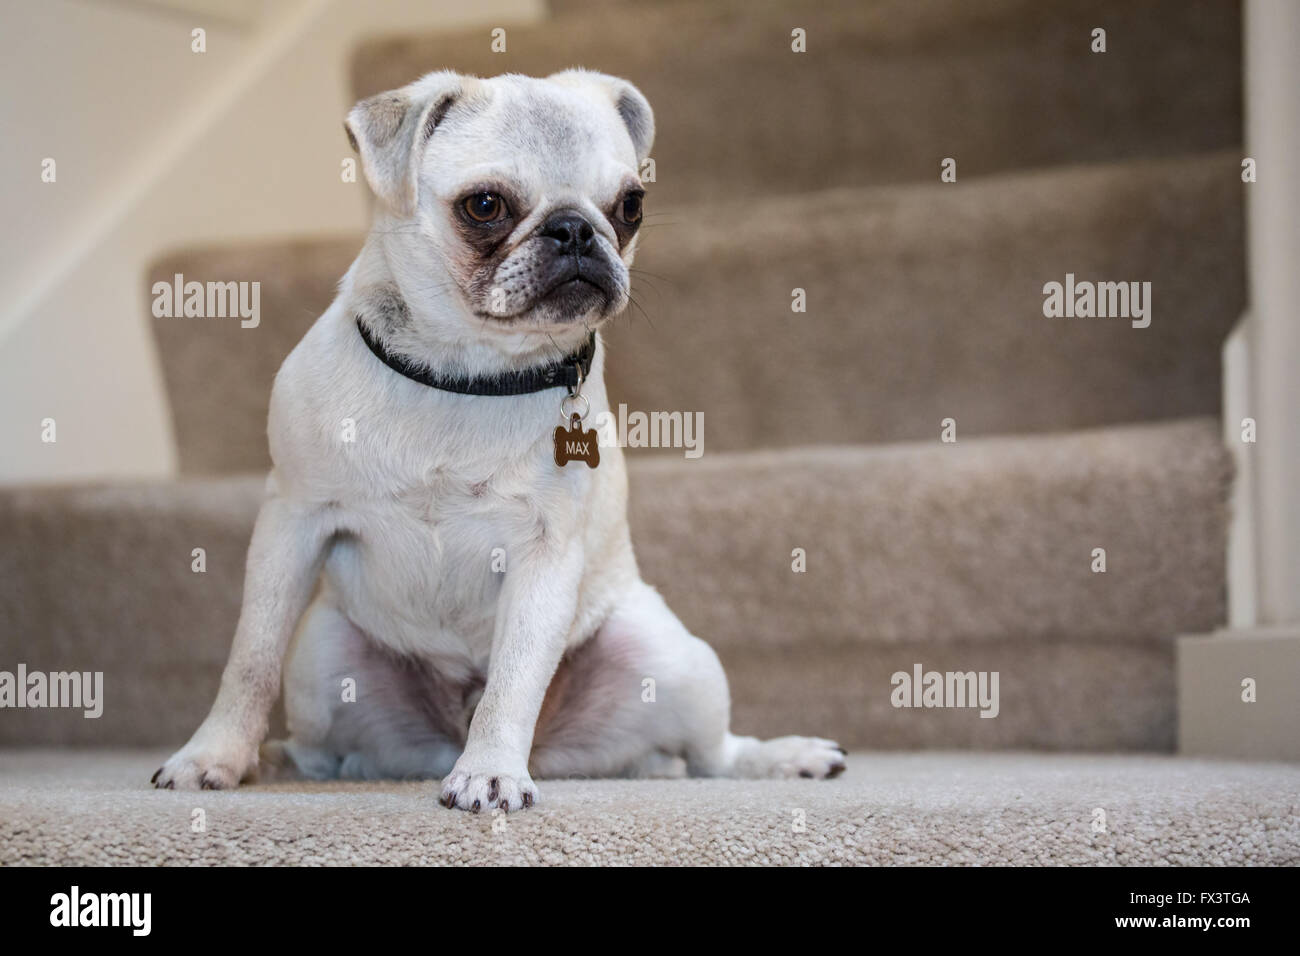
left=154, top=70, right=845, bottom=811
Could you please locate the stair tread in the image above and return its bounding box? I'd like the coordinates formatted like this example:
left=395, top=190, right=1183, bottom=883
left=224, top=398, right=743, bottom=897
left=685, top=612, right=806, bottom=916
left=149, top=151, right=1243, bottom=471
left=1, top=418, right=1227, bottom=750
left=4, top=749, right=1295, bottom=864
left=612, top=149, right=1243, bottom=451
left=629, top=416, right=1227, bottom=651
left=351, top=0, right=1241, bottom=202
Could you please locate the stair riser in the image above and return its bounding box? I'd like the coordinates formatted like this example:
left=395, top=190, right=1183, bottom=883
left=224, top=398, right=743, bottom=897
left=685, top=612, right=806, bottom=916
left=727, top=642, right=1176, bottom=751
left=352, top=0, right=1241, bottom=203
left=0, top=419, right=1227, bottom=751
left=610, top=153, right=1244, bottom=452
left=148, top=153, right=1244, bottom=472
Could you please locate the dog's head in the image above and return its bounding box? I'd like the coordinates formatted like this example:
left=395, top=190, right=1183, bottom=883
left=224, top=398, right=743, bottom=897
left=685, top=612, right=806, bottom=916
left=346, top=70, right=653, bottom=343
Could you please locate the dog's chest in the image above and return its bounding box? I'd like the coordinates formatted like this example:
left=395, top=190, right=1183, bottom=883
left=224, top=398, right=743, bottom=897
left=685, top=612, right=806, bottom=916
left=326, top=460, right=561, bottom=663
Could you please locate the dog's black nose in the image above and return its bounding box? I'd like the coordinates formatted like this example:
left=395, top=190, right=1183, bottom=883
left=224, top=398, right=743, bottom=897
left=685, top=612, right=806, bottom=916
left=540, top=212, right=596, bottom=256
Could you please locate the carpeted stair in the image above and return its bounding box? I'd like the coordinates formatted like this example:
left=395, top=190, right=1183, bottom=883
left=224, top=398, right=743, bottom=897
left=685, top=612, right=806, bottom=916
left=353, top=0, right=1241, bottom=205
left=0, top=0, right=1278, bottom=865
left=146, top=151, right=1243, bottom=472
left=3, top=750, right=1296, bottom=865
left=0, top=418, right=1230, bottom=752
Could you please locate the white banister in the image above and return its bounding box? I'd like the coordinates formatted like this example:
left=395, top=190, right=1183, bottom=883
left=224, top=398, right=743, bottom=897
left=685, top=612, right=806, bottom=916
left=1243, top=0, right=1300, bottom=628
left=1179, top=0, right=1300, bottom=762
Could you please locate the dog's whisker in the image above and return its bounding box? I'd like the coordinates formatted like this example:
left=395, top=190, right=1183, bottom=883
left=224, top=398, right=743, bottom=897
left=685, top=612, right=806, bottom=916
left=623, top=291, right=656, bottom=330
left=628, top=273, right=673, bottom=297
left=628, top=267, right=674, bottom=282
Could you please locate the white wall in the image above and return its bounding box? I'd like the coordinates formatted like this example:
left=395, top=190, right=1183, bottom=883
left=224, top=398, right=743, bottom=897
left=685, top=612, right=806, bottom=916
left=0, top=0, right=542, bottom=484
left=0, top=0, right=253, bottom=313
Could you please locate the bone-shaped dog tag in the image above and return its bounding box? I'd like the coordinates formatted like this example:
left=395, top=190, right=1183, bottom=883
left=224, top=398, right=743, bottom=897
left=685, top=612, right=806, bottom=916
left=554, top=414, right=600, bottom=468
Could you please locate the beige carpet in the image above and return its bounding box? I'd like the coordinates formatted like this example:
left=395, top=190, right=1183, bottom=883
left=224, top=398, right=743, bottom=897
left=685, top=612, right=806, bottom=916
left=2, top=750, right=1296, bottom=865
left=0, top=420, right=1229, bottom=753
left=146, top=153, right=1244, bottom=472
left=354, top=0, right=1241, bottom=205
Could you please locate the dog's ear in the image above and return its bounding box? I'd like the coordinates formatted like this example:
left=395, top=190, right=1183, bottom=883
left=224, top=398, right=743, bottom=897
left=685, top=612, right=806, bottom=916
left=345, top=70, right=465, bottom=217
left=548, top=69, right=655, bottom=164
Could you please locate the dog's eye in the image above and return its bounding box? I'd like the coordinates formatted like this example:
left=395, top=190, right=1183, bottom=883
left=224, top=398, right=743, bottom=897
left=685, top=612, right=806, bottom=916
left=463, top=192, right=508, bottom=224
left=618, top=192, right=643, bottom=225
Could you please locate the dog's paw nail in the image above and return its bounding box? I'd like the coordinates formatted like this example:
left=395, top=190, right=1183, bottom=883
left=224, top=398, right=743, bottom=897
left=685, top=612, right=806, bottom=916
left=499, top=800, right=509, bottom=812
left=163, top=780, right=174, bottom=790
left=471, top=799, right=481, bottom=813
left=488, top=778, right=499, bottom=802
left=440, top=791, right=457, bottom=808
left=522, top=791, right=534, bottom=808
left=799, top=770, right=814, bottom=779
left=834, top=746, right=847, bottom=755
left=827, top=762, right=846, bottom=779
left=150, top=768, right=161, bottom=784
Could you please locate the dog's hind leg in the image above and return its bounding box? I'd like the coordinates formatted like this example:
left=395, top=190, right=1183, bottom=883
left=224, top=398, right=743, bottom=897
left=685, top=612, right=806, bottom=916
left=267, top=597, right=463, bottom=781
left=529, top=582, right=846, bottom=781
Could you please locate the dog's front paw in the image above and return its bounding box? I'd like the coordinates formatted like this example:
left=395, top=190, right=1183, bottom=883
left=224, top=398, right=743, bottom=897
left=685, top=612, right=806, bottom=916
left=152, top=730, right=256, bottom=791
left=743, top=736, right=848, bottom=780
left=439, top=757, right=537, bottom=813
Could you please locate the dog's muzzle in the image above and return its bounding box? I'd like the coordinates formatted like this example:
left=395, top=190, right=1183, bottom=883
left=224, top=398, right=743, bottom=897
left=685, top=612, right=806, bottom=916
left=534, top=211, right=618, bottom=311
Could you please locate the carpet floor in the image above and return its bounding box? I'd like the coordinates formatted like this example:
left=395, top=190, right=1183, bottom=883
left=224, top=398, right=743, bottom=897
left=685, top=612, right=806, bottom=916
left=2, top=750, right=1296, bottom=866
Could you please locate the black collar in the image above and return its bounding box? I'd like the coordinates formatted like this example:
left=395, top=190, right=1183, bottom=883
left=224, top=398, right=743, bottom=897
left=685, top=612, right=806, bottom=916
left=356, top=316, right=596, bottom=396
